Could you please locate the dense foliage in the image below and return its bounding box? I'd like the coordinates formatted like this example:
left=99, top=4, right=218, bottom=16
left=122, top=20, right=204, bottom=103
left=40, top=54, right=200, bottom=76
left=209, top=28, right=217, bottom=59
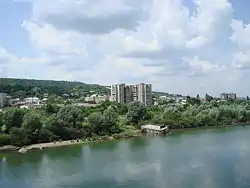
left=0, top=78, right=110, bottom=98
left=1, top=98, right=250, bottom=147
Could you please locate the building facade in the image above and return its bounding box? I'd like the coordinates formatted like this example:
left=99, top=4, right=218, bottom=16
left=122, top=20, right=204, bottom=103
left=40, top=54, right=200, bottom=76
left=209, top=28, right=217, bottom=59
left=0, top=93, right=8, bottom=108
left=110, top=83, right=152, bottom=106
left=24, top=97, right=41, bottom=105
left=220, top=93, right=237, bottom=100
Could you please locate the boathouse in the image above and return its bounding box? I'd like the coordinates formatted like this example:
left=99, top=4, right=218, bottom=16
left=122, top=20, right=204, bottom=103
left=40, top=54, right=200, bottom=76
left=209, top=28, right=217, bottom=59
left=141, top=124, right=169, bottom=134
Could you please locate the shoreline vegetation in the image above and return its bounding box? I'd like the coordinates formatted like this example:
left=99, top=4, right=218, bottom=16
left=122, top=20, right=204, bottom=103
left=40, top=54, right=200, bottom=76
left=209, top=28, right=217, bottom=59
left=2, top=95, right=250, bottom=153
left=1, top=124, right=249, bottom=153
left=0, top=131, right=142, bottom=153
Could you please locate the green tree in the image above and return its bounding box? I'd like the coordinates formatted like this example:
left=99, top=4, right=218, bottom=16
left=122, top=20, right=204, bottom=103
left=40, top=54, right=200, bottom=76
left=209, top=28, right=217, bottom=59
left=88, top=112, right=104, bottom=135
left=161, top=107, right=181, bottom=127
left=3, top=108, right=26, bottom=131
left=126, top=101, right=147, bottom=125
left=205, top=93, right=213, bottom=102
left=44, top=115, right=65, bottom=140
left=21, top=111, right=43, bottom=144
left=246, top=110, right=250, bottom=121
left=103, top=106, right=120, bottom=134
left=187, top=97, right=201, bottom=105
left=9, top=127, right=30, bottom=146
left=57, top=106, right=84, bottom=128
left=0, top=134, right=11, bottom=146
left=43, top=103, right=59, bottom=115
left=237, top=109, right=246, bottom=122
left=0, top=112, right=4, bottom=132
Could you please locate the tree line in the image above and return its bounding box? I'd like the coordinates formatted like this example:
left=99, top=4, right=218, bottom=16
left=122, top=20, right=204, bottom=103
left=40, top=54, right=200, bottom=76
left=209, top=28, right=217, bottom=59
left=1, top=99, right=250, bottom=147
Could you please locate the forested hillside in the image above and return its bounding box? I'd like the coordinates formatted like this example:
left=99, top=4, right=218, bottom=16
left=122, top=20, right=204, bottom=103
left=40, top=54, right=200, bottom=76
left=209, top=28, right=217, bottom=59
left=0, top=78, right=110, bottom=98
left=0, top=78, right=168, bottom=98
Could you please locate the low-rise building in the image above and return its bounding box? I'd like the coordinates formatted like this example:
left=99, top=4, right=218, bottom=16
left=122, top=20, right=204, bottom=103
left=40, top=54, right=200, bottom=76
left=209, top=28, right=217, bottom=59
left=10, top=98, right=20, bottom=106
left=20, top=104, right=43, bottom=109
left=24, top=97, right=40, bottom=105
left=85, top=94, right=97, bottom=102
left=85, top=94, right=109, bottom=103
left=95, top=95, right=109, bottom=103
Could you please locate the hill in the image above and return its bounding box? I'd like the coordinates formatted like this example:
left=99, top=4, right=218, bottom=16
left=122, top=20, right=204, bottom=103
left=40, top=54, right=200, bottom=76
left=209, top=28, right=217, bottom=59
left=0, top=78, right=169, bottom=98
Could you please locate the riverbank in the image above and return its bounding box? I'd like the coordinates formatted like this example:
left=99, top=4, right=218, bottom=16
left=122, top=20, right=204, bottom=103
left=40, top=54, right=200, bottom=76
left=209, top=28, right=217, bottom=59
left=0, top=131, right=141, bottom=153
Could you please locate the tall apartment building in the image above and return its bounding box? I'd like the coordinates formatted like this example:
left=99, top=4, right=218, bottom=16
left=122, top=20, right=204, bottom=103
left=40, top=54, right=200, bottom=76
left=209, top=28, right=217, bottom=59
left=220, top=93, right=237, bottom=100
left=110, top=83, right=152, bottom=106
left=0, top=93, right=8, bottom=108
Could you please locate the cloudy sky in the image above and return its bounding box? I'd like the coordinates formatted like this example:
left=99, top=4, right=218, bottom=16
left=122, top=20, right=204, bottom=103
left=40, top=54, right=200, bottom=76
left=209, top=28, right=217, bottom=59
left=0, top=0, right=250, bottom=96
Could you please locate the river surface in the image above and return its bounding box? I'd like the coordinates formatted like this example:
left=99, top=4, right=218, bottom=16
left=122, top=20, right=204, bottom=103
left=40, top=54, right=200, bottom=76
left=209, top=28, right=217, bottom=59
left=1, top=126, right=250, bottom=188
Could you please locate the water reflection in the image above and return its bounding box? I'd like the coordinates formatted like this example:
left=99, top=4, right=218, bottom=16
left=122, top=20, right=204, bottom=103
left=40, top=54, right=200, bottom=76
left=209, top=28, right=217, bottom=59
left=44, top=144, right=83, bottom=160
left=1, top=126, right=250, bottom=188
left=128, top=136, right=149, bottom=150
left=88, top=140, right=119, bottom=151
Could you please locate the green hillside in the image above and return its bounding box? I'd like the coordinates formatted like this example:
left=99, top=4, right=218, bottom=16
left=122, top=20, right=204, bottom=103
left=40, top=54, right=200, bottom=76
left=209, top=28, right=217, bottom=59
left=0, top=78, right=168, bottom=98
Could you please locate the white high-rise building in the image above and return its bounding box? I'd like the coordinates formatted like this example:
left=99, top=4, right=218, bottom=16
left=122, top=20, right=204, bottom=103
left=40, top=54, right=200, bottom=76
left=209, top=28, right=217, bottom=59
left=110, top=83, right=152, bottom=106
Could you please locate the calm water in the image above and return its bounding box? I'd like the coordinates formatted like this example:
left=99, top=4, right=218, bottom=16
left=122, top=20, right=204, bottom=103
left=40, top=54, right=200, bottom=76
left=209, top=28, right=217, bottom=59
left=1, top=126, right=250, bottom=188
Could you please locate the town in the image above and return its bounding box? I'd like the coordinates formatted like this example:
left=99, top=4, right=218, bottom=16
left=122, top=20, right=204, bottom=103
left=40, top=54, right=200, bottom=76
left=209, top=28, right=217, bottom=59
left=1, top=78, right=250, bottom=150
left=0, top=82, right=243, bottom=109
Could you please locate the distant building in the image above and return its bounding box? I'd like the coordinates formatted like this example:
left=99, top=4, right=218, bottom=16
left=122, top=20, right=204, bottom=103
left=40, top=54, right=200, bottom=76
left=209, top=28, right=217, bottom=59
left=43, top=93, right=49, bottom=98
left=24, top=97, right=40, bottom=105
left=41, top=98, right=48, bottom=104
left=0, top=93, right=8, bottom=108
left=110, top=83, right=152, bottom=106
left=95, top=95, right=109, bottom=103
left=20, top=104, right=43, bottom=109
left=85, top=94, right=109, bottom=103
left=85, top=94, right=97, bottom=102
left=220, top=93, right=237, bottom=100
left=10, top=98, right=20, bottom=106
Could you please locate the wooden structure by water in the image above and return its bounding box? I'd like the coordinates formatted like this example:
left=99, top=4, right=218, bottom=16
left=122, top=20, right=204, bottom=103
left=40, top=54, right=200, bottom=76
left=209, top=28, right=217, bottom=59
left=141, top=124, right=169, bottom=134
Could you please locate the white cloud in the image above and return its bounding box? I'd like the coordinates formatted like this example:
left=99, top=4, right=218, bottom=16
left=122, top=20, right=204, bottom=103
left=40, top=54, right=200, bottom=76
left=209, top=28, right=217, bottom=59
left=2, top=0, right=250, bottom=96
left=231, top=20, right=250, bottom=69
left=231, top=20, right=250, bottom=49
left=0, top=47, right=50, bottom=78
left=182, top=56, right=224, bottom=76
left=233, top=51, right=250, bottom=69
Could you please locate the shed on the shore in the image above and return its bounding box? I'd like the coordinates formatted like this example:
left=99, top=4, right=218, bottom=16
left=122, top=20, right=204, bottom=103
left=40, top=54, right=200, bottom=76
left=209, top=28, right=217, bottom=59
left=141, top=124, right=169, bottom=134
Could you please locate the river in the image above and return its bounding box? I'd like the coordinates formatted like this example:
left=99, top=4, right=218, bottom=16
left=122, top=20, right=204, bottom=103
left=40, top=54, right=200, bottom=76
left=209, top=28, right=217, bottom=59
left=1, top=126, right=250, bottom=188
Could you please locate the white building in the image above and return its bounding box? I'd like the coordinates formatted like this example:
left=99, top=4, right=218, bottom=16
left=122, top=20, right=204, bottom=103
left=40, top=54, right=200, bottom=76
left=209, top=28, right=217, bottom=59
left=85, top=94, right=97, bottom=102
left=20, top=104, right=43, bottom=109
left=85, top=94, right=109, bottom=103
left=95, top=95, right=109, bottom=103
left=24, top=97, right=40, bottom=105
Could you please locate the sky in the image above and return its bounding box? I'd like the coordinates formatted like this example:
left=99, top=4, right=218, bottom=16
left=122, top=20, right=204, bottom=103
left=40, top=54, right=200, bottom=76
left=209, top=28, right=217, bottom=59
left=0, top=0, right=250, bottom=97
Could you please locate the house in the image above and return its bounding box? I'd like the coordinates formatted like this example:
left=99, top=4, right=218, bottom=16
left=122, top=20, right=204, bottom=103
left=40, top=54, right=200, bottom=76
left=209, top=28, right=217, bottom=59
left=24, top=97, right=40, bottom=105
left=41, top=98, right=48, bottom=104
left=20, top=103, right=43, bottom=109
